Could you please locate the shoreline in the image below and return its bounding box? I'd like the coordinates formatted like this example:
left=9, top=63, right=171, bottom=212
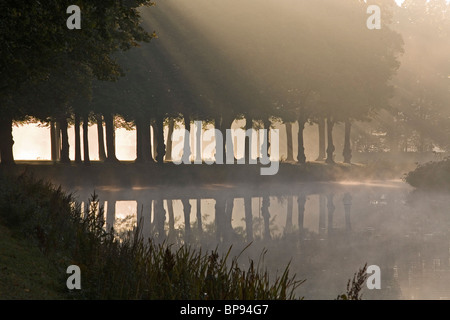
left=0, top=160, right=412, bottom=190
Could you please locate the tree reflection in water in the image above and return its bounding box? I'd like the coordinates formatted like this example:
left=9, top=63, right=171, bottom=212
left=72, top=181, right=450, bottom=300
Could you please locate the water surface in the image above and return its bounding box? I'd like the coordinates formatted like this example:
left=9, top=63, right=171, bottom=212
left=72, top=180, right=450, bottom=299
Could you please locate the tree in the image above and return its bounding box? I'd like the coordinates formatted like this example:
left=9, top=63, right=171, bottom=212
left=95, top=114, right=107, bottom=161
left=315, top=118, right=326, bottom=161
left=388, top=0, right=450, bottom=153
left=0, top=0, right=156, bottom=165
left=311, top=0, right=403, bottom=164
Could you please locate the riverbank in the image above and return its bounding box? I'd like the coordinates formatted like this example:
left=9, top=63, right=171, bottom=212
left=0, top=160, right=413, bottom=189
left=0, top=174, right=303, bottom=300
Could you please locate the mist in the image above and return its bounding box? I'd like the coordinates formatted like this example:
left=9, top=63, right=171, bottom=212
left=2, top=0, right=450, bottom=301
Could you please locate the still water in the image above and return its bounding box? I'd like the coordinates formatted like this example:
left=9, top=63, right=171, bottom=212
left=72, top=180, right=450, bottom=300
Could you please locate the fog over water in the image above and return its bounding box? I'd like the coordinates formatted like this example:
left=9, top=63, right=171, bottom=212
left=68, top=179, right=450, bottom=300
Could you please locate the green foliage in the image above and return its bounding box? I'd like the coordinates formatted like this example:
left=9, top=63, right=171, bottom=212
left=0, top=0, right=157, bottom=165
left=0, top=0, right=418, bottom=165
left=0, top=224, right=65, bottom=299
left=0, top=174, right=79, bottom=255
left=1, top=0, right=156, bottom=120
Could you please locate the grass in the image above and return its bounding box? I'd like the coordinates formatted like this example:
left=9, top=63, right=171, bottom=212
left=0, top=224, right=64, bottom=299
left=0, top=173, right=304, bottom=300
left=336, top=264, right=368, bottom=300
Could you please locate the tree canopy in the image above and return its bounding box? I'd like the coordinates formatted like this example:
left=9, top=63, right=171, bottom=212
left=5, top=0, right=449, bottom=167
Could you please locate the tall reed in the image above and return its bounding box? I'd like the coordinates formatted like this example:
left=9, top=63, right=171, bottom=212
left=0, top=173, right=304, bottom=300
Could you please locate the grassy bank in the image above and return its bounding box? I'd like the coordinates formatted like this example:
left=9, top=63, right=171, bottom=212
left=0, top=224, right=64, bottom=299
left=0, top=173, right=303, bottom=300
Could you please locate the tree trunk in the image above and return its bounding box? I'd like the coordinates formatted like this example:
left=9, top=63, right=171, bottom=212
left=182, top=114, right=191, bottom=163
left=95, top=114, right=107, bottom=161
left=55, top=121, right=61, bottom=161
left=74, top=113, right=82, bottom=164
left=165, top=118, right=175, bottom=161
left=214, top=116, right=224, bottom=164
left=104, top=113, right=118, bottom=163
left=256, top=124, right=260, bottom=159
left=297, top=118, right=306, bottom=164
left=261, top=119, right=271, bottom=163
left=0, top=116, right=15, bottom=165
left=59, top=116, right=70, bottom=163
left=226, top=116, right=236, bottom=163
left=220, top=115, right=234, bottom=164
left=389, top=129, right=399, bottom=154
left=152, top=124, right=157, bottom=161
left=82, top=114, right=90, bottom=165
left=316, top=117, right=326, bottom=161
left=143, top=119, right=152, bottom=162
left=50, top=120, right=58, bottom=163
left=245, top=117, right=254, bottom=163
left=135, top=118, right=152, bottom=163
left=135, top=119, right=143, bottom=162
left=194, top=120, right=202, bottom=164
left=285, top=122, right=294, bottom=162
left=325, top=118, right=335, bottom=164
left=343, top=119, right=352, bottom=164
left=220, top=115, right=235, bottom=164
left=155, top=115, right=166, bottom=164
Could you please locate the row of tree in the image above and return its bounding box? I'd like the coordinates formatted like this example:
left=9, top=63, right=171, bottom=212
left=2, top=1, right=448, bottom=166
left=0, top=0, right=156, bottom=165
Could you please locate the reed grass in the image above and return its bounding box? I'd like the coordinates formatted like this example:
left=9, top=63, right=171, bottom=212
left=0, top=173, right=304, bottom=300
left=336, top=264, right=368, bottom=300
